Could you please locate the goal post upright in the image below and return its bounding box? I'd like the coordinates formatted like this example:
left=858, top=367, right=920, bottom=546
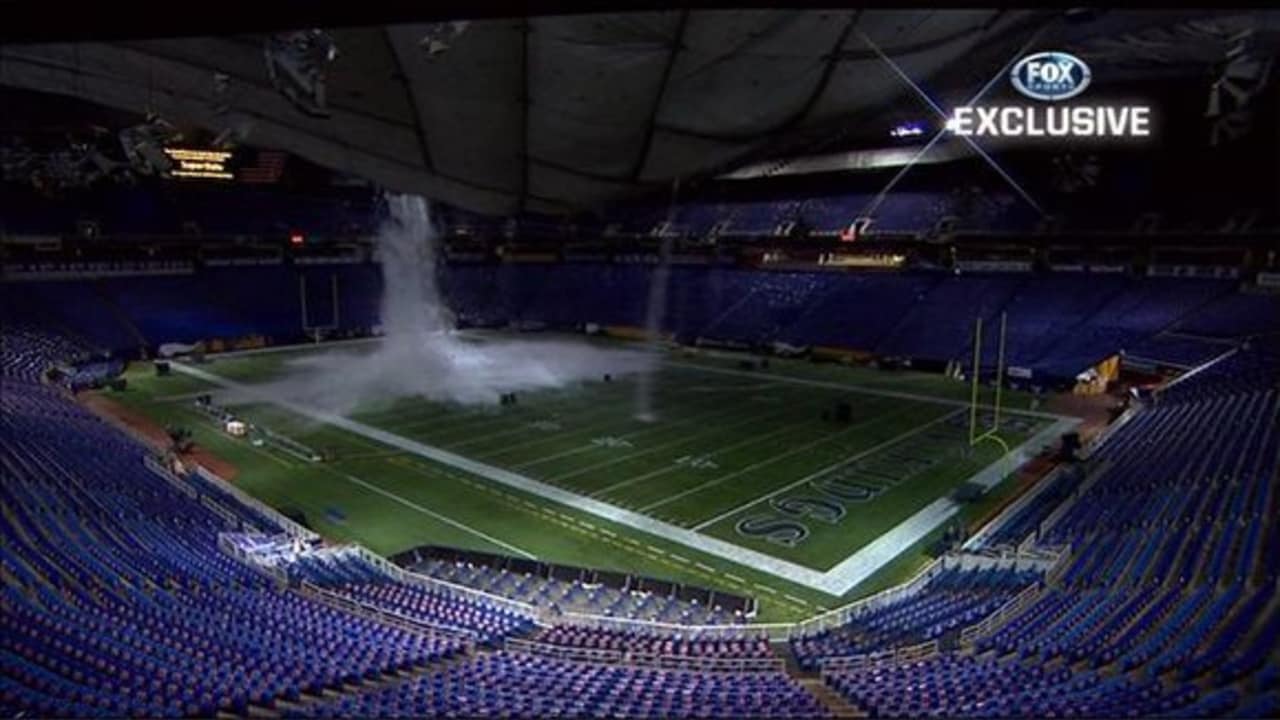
left=970, top=312, right=1009, bottom=447
left=331, top=272, right=340, bottom=329
left=299, top=273, right=309, bottom=333
left=300, top=272, right=341, bottom=344
left=993, top=311, right=1007, bottom=434
left=969, top=315, right=983, bottom=446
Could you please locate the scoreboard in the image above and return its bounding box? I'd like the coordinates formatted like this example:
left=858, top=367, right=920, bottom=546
left=163, top=147, right=234, bottom=180
left=162, top=147, right=287, bottom=183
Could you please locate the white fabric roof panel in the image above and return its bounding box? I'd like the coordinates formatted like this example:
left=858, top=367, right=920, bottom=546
left=4, top=9, right=1264, bottom=215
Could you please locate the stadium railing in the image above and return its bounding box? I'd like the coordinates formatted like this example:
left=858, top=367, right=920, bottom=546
left=957, top=580, right=1043, bottom=648
left=1044, top=547, right=1077, bottom=587
left=817, top=639, right=940, bottom=675
left=544, top=609, right=788, bottom=640
left=195, top=466, right=319, bottom=540
left=1152, top=345, right=1241, bottom=398
left=159, top=399, right=1076, bottom=643
left=92, top=398, right=320, bottom=540
left=142, top=454, right=201, bottom=499
left=785, top=559, right=949, bottom=639
left=213, top=501, right=1062, bottom=644
left=299, top=579, right=481, bottom=646
left=786, top=550, right=1054, bottom=641
left=963, top=464, right=1072, bottom=550
left=346, top=543, right=543, bottom=622
left=217, top=533, right=289, bottom=586
left=179, top=451, right=544, bottom=624
left=137, top=425, right=1072, bottom=648
left=504, top=637, right=787, bottom=673
left=1034, top=458, right=1114, bottom=541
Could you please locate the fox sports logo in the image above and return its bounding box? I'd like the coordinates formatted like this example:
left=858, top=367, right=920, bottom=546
left=1011, top=52, right=1092, bottom=101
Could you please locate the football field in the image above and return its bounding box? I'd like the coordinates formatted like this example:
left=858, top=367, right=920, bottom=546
left=106, top=334, right=1078, bottom=621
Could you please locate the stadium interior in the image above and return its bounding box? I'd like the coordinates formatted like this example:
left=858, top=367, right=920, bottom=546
left=1, top=5, right=1279, bottom=719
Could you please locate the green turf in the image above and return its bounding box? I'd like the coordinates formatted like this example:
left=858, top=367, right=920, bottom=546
left=103, top=336, right=1066, bottom=622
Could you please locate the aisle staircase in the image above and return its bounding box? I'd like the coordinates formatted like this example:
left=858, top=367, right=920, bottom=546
left=772, top=640, right=866, bottom=717
left=797, top=677, right=864, bottom=718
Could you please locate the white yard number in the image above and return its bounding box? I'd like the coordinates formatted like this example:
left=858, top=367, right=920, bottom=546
left=675, top=454, right=719, bottom=470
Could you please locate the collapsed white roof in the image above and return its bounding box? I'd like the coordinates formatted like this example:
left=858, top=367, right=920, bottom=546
left=1, top=9, right=1267, bottom=215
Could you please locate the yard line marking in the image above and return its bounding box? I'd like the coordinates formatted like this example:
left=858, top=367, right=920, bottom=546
left=547, top=399, right=798, bottom=484
left=506, top=398, right=748, bottom=470
left=368, top=402, right=500, bottom=431
left=393, top=409, right=530, bottom=441
left=334, top=450, right=405, bottom=461
left=724, top=573, right=745, bottom=583
left=442, top=482, right=725, bottom=594
left=327, top=464, right=537, bottom=559
left=646, top=545, right=666, bottom=555
left=385, top=379, right=635, bottom=438
left=665, top=359, right=1070, bottom=421
left=583, top=406, right=825, bottom=497
left=689, top=408, right=966, bottom=531
left=384, top=376, right=637, bottom=433
left=669, top=553, right=690, bottom=564
left=519, top=371, right=859, bottom=477
left=442, top=386, right=651, bottom=452
left=638, top=409, right=904, bottom=513
left=494, top=368, right=778, bottom=466
left=815, top=416, right=1079, bottom=588
left=171, top=360, right=1075, bottom=595
left=784, top=594, right=811, bottom=606
left=471, top=371, right=755, bottom=460
left=155, top=390, right=216, bottom=402
left=360, top=396, right=526, bottom=427
left=753, top=584, right=779, bottom=595
left=471, top=376, right=717, bottom=454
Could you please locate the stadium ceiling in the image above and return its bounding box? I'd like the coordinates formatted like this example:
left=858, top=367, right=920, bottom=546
left=1, top=7, right=1274, bottom=216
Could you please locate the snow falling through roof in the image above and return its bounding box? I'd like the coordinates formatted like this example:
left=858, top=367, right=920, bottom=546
left=220, top=194, right=653, bottom=416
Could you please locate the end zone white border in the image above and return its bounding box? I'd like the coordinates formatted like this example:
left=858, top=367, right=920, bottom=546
left=172, top=360, right=1079, bottom=596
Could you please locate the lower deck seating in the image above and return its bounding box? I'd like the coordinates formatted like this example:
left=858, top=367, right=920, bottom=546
left=818, top=341, right=1280, bottom=717
left=290, top=651, right=829, bottom=719
left=790, top=567, right=1041, bottom=671
left=413, top=557, right=744, bottom=626
left=534, top=625, right=772, bottom=660
left=3, top=321, right=1278, bottom=718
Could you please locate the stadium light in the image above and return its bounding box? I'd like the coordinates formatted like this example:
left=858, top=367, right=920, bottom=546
left=889, top=122, right=926, bottom=138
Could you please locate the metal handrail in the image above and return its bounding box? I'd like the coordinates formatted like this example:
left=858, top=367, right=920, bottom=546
left=505, top=638, right=786, bottom=672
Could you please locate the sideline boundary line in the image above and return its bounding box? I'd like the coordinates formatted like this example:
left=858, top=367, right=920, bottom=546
left=173, top=360, right=1078, bottom=595
left=665, top=360, right=1070, bottom=421
left=690, top=408, right=966, bottom=531
left=638, top=406, right=914, bottom=514
left=325, top=466, right=537, bottom=559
